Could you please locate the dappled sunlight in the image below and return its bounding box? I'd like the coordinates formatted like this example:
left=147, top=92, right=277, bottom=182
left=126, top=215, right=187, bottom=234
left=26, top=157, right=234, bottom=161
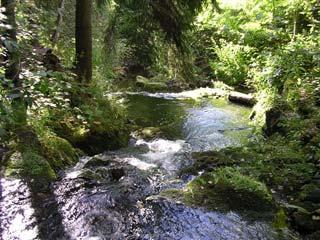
left=220, top=0, right=247, bottom=9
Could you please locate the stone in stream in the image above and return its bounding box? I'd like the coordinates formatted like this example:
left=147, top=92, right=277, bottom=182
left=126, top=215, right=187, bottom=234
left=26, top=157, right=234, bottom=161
left=305, top=189, right=320, bottom=204
left=136, top=75, right=168, bottom=92
left=83, top=156, right=111, bottom=168
left=292, top=210, right=320, bottom=233
left=135, top=127, right=163, bottom=140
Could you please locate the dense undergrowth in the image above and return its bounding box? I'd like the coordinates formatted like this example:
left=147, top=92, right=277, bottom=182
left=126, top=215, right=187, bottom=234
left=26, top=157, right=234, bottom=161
left=0, top=1, right=130, bottom=179
left=0, top=0, right=320, bottom=237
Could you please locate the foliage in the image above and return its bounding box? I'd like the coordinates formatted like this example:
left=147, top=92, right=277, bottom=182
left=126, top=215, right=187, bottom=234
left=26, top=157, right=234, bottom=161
left=6, top=150, right=56, bottom=179
left=210, top=41, right=253, bottom=85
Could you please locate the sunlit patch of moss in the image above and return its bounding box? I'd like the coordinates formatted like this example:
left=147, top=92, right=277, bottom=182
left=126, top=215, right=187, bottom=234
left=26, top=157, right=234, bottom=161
left=134, top=127, right=162, bottom=140
left=184, top=167, right=274, bottom=212
left=136, top=75, right=168, bottom=92
left=159, top=188, right=185, bottom=201
left=273, top=209, right=288, bottom=229
left=5, top=150, right=56, bottom=180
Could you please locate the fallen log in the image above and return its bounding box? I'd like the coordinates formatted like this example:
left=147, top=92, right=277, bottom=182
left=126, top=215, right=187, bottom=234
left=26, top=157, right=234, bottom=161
left=228, top=91, right=256, bottom=107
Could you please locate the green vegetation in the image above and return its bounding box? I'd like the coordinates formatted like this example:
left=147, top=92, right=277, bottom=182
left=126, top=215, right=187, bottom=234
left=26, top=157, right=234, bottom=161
left=6, top=150, right=56, bottom=179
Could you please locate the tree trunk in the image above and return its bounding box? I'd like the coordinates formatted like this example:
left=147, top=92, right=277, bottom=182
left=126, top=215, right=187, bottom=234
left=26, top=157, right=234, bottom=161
left=1, top=0, right=26, bottom=125
left=2, top=0, right=20, bottom=86
left=292, top=12, right=297, bottom=41
left=75, top=0, right=92, bottom=84
left=51, top=0, right=65, bottom=47
left=228, top=91, right=256, bottom=107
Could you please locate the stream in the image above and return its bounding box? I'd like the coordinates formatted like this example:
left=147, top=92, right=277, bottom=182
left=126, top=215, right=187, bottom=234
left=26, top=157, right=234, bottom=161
left=0, top=93, right=298, bottom=240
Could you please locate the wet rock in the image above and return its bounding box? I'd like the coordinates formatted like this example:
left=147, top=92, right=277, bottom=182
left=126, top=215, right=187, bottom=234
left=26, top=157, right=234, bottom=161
left=305, top=231, right=320, bottom=240
left=305, top=189, right=320, bottom=204
left=292, top=210, right=320, bottom=233
left=84, top=156, right=111, bottom=168
left=109, top=168, right=125, bottom=181
left=136, top=75, right=168, bottom=92
left=264, top=108, right=283, bottom=136
left=190, top=149, right=245, bottom=173
left=74, top=129, right=130, bottom=156
left=135, top=127, right=163, bottom=140
left=78, top=169, right=103, bottom=181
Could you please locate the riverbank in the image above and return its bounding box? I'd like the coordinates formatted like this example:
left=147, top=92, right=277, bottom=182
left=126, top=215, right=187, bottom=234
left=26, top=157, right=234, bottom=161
left=160, top=134, right=320, bottom=239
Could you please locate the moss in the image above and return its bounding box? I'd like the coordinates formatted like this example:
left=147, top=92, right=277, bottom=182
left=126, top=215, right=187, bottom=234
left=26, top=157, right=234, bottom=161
left=273, top=209, right=288, bottom=229
left=73, top=129, right=129, bottom=155
left=5, top=150, right=56, bottom=180
left=190, top=147, right=253, bottom=173
left=184, top=167, right=274, bottom=212
left=136, top=75, right=168, bottom=92
left=299, top=184, right=320, bottom=201
left=188, top=151, right=236, bottom=174
left=48, top=98, right=130, bottom=155
left=40, top=133, right=79, bottom=170
left=4, top=127, right=80, bottom=180
left=159, top=188, right=184, bottom=201
left=134, top=127, right=162, bottom=140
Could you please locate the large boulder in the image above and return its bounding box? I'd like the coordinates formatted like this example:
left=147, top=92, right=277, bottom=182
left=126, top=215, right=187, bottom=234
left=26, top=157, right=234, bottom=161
left=184, top=167, right=275, bottom=212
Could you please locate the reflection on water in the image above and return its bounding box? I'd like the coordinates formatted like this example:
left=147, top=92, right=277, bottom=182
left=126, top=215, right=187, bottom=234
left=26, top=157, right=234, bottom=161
left=0, top=93, right=298, bottom=240
left=127, top=94, right=251, bottom=151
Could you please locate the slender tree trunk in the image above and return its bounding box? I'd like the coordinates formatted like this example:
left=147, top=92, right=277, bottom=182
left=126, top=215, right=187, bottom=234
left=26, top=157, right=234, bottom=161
left=2, top=0, right=20, bottom=86
left=51, top=0, right=65, bottom=47
left=75, top=0, right=92, bottom=84
left=272, top=0, right=276, bottom=22
left=292, top=12, right=297, bottom=41
left=1, top=0, right=26, bottom=125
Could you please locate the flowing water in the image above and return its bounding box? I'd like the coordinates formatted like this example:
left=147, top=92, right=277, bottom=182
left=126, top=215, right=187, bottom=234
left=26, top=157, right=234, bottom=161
left=0, top=93, right=299, bottom=240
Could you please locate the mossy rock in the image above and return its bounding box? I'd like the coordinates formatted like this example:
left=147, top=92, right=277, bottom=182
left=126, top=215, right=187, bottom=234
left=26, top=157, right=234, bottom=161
left=40, top=133, right=79, bottom=170
left=184, top=167, right=275, bottom=212
left=292, top=210, right=320, bottom=233
left=83, top=156, right=111, bottom=168
left=78, top=169, right=104, bottom=181
left=51, top=117, right=129, bottom=155
left=158, top=188, right=185, bottom=201
left=74, top=129, right=130, bottom=155
left=136, top=75, right=168, bottom=92
left=191, top=151, right=238, bottom=172
left=135, top=127, right=163, bottom=140
left=5, top=150, right=56, bottom=180
left=187, top=147, right=252, bottom=174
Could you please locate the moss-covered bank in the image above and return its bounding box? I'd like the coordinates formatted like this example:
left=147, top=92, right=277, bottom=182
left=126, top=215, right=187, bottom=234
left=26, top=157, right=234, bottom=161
left=167, top=135, right=320, bottom=237
left=3, top=128, right=80, bottom=180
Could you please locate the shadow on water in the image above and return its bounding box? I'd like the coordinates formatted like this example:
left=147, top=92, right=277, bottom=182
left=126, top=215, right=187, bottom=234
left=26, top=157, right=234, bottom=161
left=25, top=178, right=70, bottom=240
left=0, top=144, right=70, bottom=240
left=0, top=180, right=3, bottom=240
left=0, top=146, right=9, bottom=240
left=0, top=176, right=71, bottom=240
